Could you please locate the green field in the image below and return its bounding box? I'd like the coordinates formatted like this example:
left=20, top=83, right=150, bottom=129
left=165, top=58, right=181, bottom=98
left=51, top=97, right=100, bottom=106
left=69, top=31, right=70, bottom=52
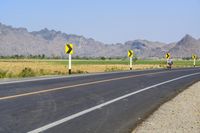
left=0, top=58, right=199, bottom=66
left=21, top=59, right=199, bottom=66
left=48, top=59, right=165, bottom=65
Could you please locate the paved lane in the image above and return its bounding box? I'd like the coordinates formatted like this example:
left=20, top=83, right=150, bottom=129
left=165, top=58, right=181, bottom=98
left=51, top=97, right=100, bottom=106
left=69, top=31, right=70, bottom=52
left=0, top=68, right=199, bottom=133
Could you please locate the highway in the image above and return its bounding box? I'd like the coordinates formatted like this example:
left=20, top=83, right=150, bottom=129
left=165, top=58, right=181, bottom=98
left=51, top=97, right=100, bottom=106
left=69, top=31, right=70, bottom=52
left=0, top=68, right=200, bottom=133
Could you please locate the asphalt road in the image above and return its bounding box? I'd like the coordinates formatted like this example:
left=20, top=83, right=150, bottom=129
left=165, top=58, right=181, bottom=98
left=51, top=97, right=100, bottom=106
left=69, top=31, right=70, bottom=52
left=0, top=68, right=200, bottom=133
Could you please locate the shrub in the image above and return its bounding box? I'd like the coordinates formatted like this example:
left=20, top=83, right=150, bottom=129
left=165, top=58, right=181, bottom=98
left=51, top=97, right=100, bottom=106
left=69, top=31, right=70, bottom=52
left=6, top=72, right=14, bottom=78
left=19, top=67, right=35, bottom=77
left=76, top=70, right=84, bottom=74
left=0, top=69, right=8, bottom=78
left=100, top=57, right=106, bottom=60
left=39, top=69, right=45, bottom=75
left=54, top=71, right=62, bottom=75
left=104, top=67, right=123, bottom=72
left=71, top=70, right=88, bottom=74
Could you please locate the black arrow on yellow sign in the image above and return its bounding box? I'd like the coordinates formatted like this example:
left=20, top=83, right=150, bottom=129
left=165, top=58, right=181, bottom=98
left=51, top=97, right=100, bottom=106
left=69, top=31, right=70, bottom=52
left=166, top=53, right=170, bottom=59
left=192, top=54, right=197, bottom=59
left=128, top=50, right=133, bottom=57
left=65, top=44, right=73, bottom=54
left=129, top=50, right=132, bottom=56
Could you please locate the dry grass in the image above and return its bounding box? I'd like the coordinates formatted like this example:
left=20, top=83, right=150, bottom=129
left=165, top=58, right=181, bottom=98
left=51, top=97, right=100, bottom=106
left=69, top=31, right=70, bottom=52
left=73, top=64, right=161, bottom=73
left=0, top=60, right=162, bottom=78
left=0, top=61, right=67, bottom=77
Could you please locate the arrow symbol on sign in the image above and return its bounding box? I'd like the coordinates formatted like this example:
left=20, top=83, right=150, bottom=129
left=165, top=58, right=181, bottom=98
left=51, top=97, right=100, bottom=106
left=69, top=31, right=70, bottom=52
left=166, top=53, right=170, bottom=59
left=67, top=44, right=72, bottom=54
left=129, top=50, right=132, bottom=57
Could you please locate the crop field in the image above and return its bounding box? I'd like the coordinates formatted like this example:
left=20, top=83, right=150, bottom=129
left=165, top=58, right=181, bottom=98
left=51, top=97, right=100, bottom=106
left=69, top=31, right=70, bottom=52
left=0, top=59, right=199, bottom=78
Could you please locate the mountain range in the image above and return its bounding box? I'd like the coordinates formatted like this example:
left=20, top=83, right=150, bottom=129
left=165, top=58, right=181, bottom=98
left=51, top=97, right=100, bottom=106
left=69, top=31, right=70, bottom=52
left=0, top=22, right=199, bottom=59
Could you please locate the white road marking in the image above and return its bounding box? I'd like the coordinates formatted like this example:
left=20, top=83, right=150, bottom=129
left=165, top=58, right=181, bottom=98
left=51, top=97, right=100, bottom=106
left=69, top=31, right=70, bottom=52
left=28, top=72, right=200, bottom=133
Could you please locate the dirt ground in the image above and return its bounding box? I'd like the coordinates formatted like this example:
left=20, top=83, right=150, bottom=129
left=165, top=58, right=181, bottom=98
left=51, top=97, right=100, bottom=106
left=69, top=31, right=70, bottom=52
left=132, top=81, right=200, bottom=133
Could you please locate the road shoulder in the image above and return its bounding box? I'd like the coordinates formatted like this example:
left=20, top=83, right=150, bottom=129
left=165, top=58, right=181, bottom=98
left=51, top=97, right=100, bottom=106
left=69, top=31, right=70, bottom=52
left=132, top=81, right=200, bottom=133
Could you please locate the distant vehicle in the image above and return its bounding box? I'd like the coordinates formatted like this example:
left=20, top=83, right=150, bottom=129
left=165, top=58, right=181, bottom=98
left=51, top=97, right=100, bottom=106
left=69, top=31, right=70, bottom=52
left=167, top=58, right=173, bottom=69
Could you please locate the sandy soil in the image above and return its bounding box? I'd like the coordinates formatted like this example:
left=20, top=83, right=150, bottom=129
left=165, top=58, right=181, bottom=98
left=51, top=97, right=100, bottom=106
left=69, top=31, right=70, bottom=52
left=132, top=81, right=200, bottom=133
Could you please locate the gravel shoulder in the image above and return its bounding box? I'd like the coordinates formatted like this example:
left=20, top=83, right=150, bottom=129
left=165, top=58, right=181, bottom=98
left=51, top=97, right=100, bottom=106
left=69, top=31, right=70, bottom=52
left=132, top=81, right=200, bottom=133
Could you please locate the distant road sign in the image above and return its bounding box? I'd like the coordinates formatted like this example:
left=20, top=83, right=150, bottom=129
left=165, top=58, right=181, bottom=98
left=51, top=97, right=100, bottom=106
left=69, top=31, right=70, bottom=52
left=192, top=54, right=197, bottom=59
left=65, top=44, right=73, bottom=55
left=65, top=43, right=73, bottom=74
left=128, top=50, right=134, bottom=58
left=166, top=53, right=170, bottom=59
left=192, top=54, right=197, bottom=67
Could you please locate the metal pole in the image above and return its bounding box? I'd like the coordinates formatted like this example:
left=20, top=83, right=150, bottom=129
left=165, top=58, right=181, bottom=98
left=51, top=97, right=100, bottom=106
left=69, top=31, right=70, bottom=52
left=130, top=57, right=132, bottom=70
left=194, top=58, right=196, bottom=67
left=69, top=54, right=72, bottom=74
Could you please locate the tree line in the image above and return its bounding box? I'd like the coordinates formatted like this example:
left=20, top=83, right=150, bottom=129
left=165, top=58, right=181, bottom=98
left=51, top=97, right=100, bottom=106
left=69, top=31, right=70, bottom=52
left=0, top=54, right=128, bottom=60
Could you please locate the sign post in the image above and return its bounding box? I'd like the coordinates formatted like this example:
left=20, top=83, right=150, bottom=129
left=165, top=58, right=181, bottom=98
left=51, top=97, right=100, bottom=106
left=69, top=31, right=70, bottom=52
left=130, top=57, right=132, bottom=70
left=192, top=54, right=197, bottom=67
left=65, top=44, right=73, bottom=74
left=69, top=54, right=72, bottom=74
left=166, top=52, right=170, bottom=65
left=128, top=50, right=134, bottom=70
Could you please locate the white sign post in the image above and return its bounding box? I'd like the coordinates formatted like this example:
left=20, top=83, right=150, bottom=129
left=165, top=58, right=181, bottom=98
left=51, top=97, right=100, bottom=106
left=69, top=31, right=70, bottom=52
left=69, top=54, right=72, bottom=74
left=192, top=54, right=197, bottom=68
left=65, top=44, right=73, bottom=75
left=130, top=57, right=132, bottom=70
left=128, top=50, right=133, bottom=70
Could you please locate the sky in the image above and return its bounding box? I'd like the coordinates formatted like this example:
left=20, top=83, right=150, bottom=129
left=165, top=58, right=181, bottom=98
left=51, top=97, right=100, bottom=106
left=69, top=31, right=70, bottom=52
left=0, top=0, right=200, bottom=44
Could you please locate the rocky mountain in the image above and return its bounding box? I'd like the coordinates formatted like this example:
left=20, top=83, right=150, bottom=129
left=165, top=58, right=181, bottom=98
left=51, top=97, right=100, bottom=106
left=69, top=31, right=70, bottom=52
left=0, top=22, right=199, bottom=58
left=169, top=35, right=200, bottom=58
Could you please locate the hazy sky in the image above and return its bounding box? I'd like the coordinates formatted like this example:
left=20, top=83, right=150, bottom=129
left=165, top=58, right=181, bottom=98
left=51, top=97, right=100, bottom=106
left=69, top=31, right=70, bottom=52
left=0, top=0, right=200, bottom=43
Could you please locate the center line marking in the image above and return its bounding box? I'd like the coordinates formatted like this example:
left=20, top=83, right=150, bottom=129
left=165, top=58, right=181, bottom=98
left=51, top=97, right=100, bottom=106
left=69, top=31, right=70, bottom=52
left=28, top=72, right=200, bottom=133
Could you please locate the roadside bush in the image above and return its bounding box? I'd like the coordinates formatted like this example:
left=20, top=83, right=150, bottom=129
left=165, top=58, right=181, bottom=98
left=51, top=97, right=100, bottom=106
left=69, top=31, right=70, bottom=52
left=76, top=70, right=84, bottom=74
left=0, top=69, right=8, bottom=78
left=6, top=72, right=14, bottom=78
left=71, top=70, right=88, bottom=74
left=39, top=69, right=45, bottom=75
left=54, top=71, right=62, bottom=75
left=19, top=67, right=35, bottom=77
left=76, top=70, right=88, bottom=74
left=100, top=57, right=106, bottom=60
left=104, top=67, right=123, bottom=72
left=133, top=57, right=138, bottom=62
